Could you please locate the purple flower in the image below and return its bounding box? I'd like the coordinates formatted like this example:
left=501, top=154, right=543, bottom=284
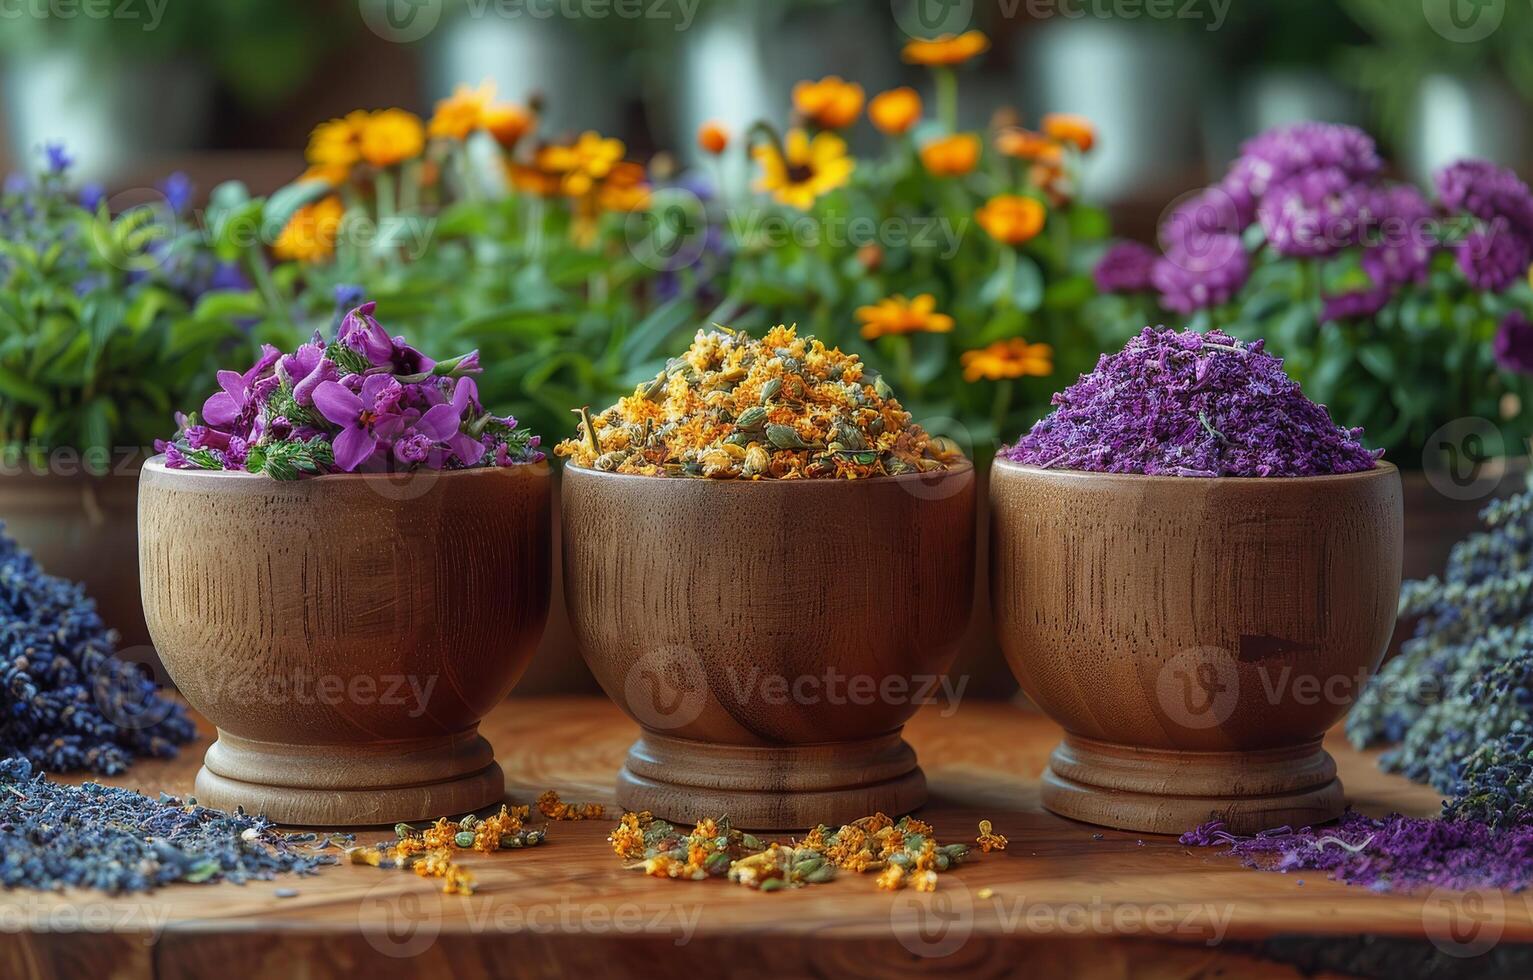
left=313, top=375, right=412, bottom=471
left=1457, top=224, right=1530, bottom=292
left=389, top=336, right=435, bottom=377
left=1321, top=286, right=1391, bottom=322
left=338, top=302, right=394, bottom=367
left=1436, top=159, right=1533, bottom=238
left=333, top=283, right=366, bottom=312
left=446, top=378, right=485, bottom=466
left=43, top=143, right=73, bottom=175
left=1151, top=239, right=1250, bottom=314
left=1237, top=122, right=1382, bottom=186
left=201, top=346, right=280, bottom=431
left=1495, top=311, right=1533, bottom=374
left=1159, top=189, right=1245, bottom=261
left=1092, top=242, right=1159, bottom=294
left=78, top=182, right=106, bottom=212
left=292, top=357, right=338, bottom=407
left=1257, top=167, right=1368, bottom=258
left=158, top=172, right=193, bottom=215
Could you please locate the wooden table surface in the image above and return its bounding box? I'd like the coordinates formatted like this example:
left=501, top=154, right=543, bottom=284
left=4, top=697, right=1530, bottom=980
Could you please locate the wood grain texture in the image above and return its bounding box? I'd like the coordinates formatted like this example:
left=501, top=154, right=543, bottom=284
left=9, top=697, right=1532, bottom=980
left=560, top=463, right=977, bottom=828
left=989, top=460, right=1403, bottom=834
left=137, top=459, right=553, bottom=825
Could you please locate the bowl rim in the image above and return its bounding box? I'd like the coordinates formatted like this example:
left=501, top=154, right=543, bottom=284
left=990, top=456, right=1398, bottom=487
left=561, top=455, right=974, bottom=487
left=140, top=454, right=550, bottom=484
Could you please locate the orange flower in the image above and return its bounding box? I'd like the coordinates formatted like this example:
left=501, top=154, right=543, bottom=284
left=994, top=128, right=1063, bottom=164
left=305, top=111, right=369, bottom=170
left=697, top=121, right=729, bottom=156
left=538, top=131, right=626, bottom=196
left=919, top=133, right=981, bottom=177
left=856, top=294, right=955, bottom=340
left=792, top=76, right=865, bottom=130
left=976, top=194, right=1046, bottom=245
left=869, top=87, right=922, bottom=136
left=360, top=109, right=425, bottom=167
left=902, top=30, right=989, bottom=67
left=1042, top=113, right=1096, bottom=152
left=429, top=81, right=493, bottom=140
left=961, top=339, right=1054, bottom=382
left=273, top=196, right=344, bottom=264
left=299, top=163, right=350, bottom=186
left=597, top=161, right=651, bottom=212
left=483, top=103, right=536, bottom=148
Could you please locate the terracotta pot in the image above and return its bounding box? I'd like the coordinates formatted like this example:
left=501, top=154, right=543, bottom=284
left=990, top=460, right=1403, bottom=834
left=138, top=460, right=552, bottom=825
left=561, top=462, right=976, bottom=830
left=0, top=466, right=148, bottom=648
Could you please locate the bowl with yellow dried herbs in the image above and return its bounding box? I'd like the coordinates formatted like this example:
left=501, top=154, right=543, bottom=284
left=557, top=326, right=975, bottom=830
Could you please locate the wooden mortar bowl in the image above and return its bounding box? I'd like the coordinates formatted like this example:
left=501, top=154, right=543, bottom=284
left=138, top=459, right=552, bottom=825
left=562, top=461, right=976, bottom=830
left=990, top=460, right=1402, bottom=835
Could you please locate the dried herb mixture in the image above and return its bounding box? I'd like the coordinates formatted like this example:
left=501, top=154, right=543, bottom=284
left=608, top=811, right=996, bottom=892
left=555, top=325, right=959, bottom=479
left=1002, top=326, right=1381, bottom=477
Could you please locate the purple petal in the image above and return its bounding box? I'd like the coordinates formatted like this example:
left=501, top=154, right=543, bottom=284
left=216, top=370, right=246, bottom=401
left=202, top=391, right=241, bottom=428
left=416, top=403, right=461, bottom=442
left=293, top=358, right=338, bottom=407
left=313, top=381, right=362, bottom=427
left=331, top=425, right=376, bottom=472
left=451, top=377, right=480, bottom=416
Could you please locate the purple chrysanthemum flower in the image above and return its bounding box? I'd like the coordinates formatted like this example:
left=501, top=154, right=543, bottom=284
left=1092, top=241, right=1159, bottom=294
left=1496, top=310, right=1533, bottom=375
left=1238, top=122, right=1382, bottom=184
left=1358, top=184, right=1435, bottom=288
left=1456, top=224, right=1530, bottom=292
left=1257, top=167, right=1370, bottom=258
left=1436, top=159, right=1533, bottom=238
left=1150, top=239, right=1250, bottom=314
left=1159, top=188, right=1245, bottom=261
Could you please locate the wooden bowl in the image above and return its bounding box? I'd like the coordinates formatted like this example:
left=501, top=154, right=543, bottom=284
left=989, top=460, right=1403, bottom=834
left=561, top=461, right=976, bottom=829
left=138, top=459, right=552, bottom=825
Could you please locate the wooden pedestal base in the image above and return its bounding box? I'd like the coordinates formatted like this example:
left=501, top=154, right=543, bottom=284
left=617, top=730, right=927, bottom=831
left=1040, top=735, right=1345, bottom=836
left=195, top=728, right=506, bottom=826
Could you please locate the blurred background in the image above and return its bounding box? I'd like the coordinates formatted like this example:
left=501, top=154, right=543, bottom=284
left=5, top=0, right=1532, bottom=233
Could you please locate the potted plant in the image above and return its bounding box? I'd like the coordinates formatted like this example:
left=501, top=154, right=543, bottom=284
left=990, top=328, right=1402, bottom=834
left=557, top=325, right=974, bottom=829
left=140, top=301, right=551, bottom=825
left=0, top=147, right=256, bottom=647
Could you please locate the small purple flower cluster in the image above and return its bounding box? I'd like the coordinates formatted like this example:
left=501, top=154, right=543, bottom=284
left=1095, top=121, right=1533, bottom=320
left=1001, top=326, right=1381, bottom=477
left=158, top=302, right=545, bottom=478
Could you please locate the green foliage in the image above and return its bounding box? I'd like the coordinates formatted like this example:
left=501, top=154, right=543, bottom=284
left=245, top=437, right=334, bottom=481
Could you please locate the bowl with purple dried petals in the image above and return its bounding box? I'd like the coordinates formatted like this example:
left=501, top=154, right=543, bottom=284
left=990, top=327, right=1403, bottom=835
left=138, top=301, right=552, bottom=826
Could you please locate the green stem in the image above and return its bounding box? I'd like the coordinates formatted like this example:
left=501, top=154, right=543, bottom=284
left=991, top=379, right=1014, bottom=436
left=997, top=246, right=1017, bottom=309
left=892, top=335, right=915, bottom=394
left=935, top=68, right=958, bottom=133
left=243, top=245, right=291, bottom=329
left=399, top=161, right=420, bottom=214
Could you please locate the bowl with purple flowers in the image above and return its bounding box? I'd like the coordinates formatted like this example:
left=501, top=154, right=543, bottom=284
left=138, top=302, right=551, bottom=826
left=990, top=327, right=1402, bottom=835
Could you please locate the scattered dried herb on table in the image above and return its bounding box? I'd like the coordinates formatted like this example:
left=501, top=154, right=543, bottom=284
left=351, top=803, right=550, bottom=895
left=1001, top=326, right=1381, bottom=476
left=609, top=812, right=996, bottom=892
left=1, top=526, right=194, bottom=775
left=555, top=325, right=959, bottom=479
left=0, top=758, right=333, bottom=893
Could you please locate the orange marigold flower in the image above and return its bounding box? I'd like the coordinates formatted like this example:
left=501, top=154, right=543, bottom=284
left=360, top=109, right=425, bottom=167
left=976, top=194, right=1046, bottom=245
left=869, top=87, right=922, bottom=136
left=597, top=161, right=652, bottom=212
left=539, top=131, right=626, bottom=196
left=429, top=81, right=493, bottom=140
left=305, top=110, right=369, bottom=169
left=483, top=103, right=536, bottom=148
left=961, top=339, right=1054, bottom=382
left=1042, top=112, right=1096, bottom=152
left=920, top=133, right=981, bottom=177
left=994, top=128, right=1063, bottom=164
left=273, top=195, right=344, bottom=264
left=902, top=30, right=990, bottom=67
left=697, top=120, right=729, bottom=155
left=792, top=75, right=865, bottom=130
left=856, top=294, right=955, bottom=340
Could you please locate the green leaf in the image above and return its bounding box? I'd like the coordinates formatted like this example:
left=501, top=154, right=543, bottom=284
left=620, top=296, right=696, bottom=365
left=261, top=180, right=334, bottom=242
left=0, top=366, right=49, bottom=407
left=193, top=290, right=267, bottom=322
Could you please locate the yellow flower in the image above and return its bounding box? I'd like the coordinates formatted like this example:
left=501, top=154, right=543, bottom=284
left=596, top=161, right=651, bottom=212
left=752, top=129, right=854, bottom=209
left=697, top=120, right=729, bottom=156
left=273, top=196, right=344, bottom=264
left=792, top=75, right=865, bottom=130
left=299, top=164, right=350, bottom=186
left=919, top=133, right=981, bottom=177
left=360, top=109, right=425, bottom=167
left=429, top=81, right=493, bottom=140
left=856, top=294, right=955, bottom=340
left=483, top=103, right=536, bottom=148
left=976, top=194, right=1047, bottom=245
left=961, top=339, right=1054, bottom=382
left=902, top=30, right=990, bottom=67
left=869, top=87, right=922, bottom=136
left=305, top=111, right=369, bottom=169
left=1042, top=112, right=1096, bottom=152
left=538, top=131, right=626, bottom=196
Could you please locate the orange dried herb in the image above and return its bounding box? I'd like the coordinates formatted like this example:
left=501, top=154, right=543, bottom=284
left=347, top=805, right=547, bottom=896
left=554, top=325, right=960, bottom=479
left=976, top=819, right=1008, bottom=853
left=537, top=790, right=605, bottom=821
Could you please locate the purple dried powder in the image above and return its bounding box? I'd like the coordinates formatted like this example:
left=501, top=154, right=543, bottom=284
left=1181, top=812, right=1533, bottom=893
left=1000, top=327, right=1382, bottom=477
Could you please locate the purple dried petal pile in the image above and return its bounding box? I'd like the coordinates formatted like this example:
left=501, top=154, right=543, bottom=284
left=1182, top=812, right=1533, bottom=893
left=1001, top=326, right=1382, bottom=477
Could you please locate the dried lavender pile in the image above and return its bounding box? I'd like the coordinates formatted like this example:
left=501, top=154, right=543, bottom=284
left=1001, top=327, right=1382, bottom=477
left=0, top=758, right=334, bottom=893
left=2, top=525, right=195, bottom=774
